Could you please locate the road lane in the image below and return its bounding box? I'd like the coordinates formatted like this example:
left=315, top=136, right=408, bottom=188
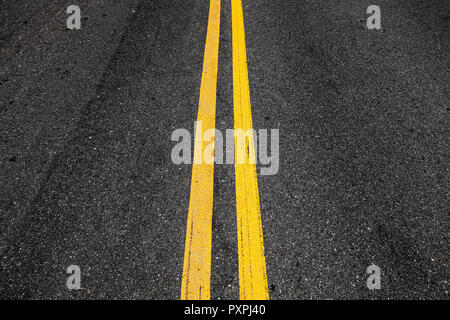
left=181, top=0, right=221, bottom=300
left=231, top=0, right=269, bottom=300
left=242, top=0, right=449, bottom=299
left=0, top=0, right=210, bottom=299
left=0, top=0, right=448, bottom=300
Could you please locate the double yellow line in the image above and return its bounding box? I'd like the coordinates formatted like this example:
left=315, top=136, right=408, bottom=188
left=181, top=0, right=268, bottom=300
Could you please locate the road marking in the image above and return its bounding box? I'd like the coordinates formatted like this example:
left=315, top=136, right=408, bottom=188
left=181, top=0, right=221, bottom=300
left=231, top=0, right=269, bottom=300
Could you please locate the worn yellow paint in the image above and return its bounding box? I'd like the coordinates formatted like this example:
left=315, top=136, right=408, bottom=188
left=231, top=0, right=269, bottom=300
left=181, top=0, right=221, bottom=300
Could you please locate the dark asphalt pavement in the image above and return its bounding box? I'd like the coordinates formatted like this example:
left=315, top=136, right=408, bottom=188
left=0, top=0, right=449, bottom=299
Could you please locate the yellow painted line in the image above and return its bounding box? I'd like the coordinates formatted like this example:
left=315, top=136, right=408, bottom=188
left=181, top=0, right=221, bottom=300
left=231, top=0, right=269, bottom=300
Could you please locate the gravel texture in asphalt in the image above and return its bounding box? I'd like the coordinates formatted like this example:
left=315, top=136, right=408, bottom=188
left=0, top=0, right=448, bottom=299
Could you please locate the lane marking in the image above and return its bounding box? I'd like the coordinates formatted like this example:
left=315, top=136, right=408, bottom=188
left=181, top=0, right=221, bottom=300
left=231, top=0, right=269, bottom=300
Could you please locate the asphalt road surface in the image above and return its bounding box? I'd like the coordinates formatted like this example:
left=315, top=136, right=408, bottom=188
left=0, top=0, right=448, bottom=299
